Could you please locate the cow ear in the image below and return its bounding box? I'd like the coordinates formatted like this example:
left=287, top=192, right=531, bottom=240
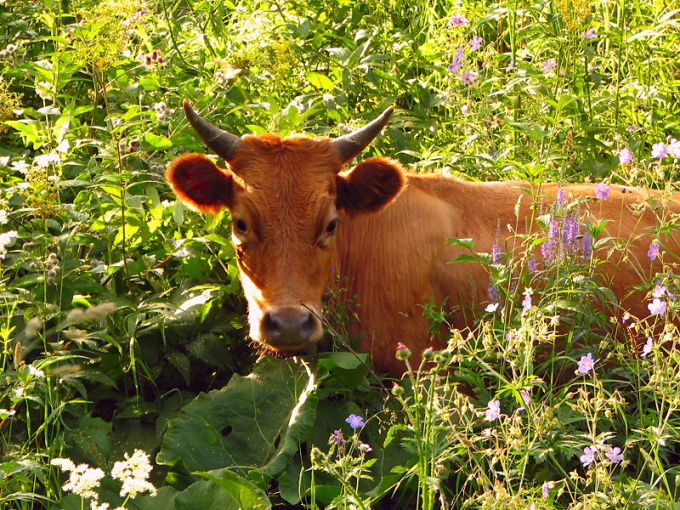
left=165, top=153, right=234, bottom=215
left=336, top=157, right=406, bottom=213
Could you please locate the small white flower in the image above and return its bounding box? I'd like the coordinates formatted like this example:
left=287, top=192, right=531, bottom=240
left=0, top=210, right=7, bottom=225
left=11, top=160, right=31, bottom=174
left=34, top=152, right=60, bottom=168
left=0, top=230, right=17, bottom=259
left=111, top=450, right=156, bottom=498
left=56, top=139, right=70, bottom=153
left=53, top=460, right=105, bottom=500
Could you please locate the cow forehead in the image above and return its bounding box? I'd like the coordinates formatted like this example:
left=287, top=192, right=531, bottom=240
left=228, top=134, right=340, bottom=232
left=230, top=133, right=342, bottom=190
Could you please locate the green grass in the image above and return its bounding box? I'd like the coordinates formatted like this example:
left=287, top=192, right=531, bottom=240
left=0, top=0, right=679, bottom=508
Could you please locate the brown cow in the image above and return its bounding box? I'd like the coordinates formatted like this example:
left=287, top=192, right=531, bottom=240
left=167, top=101, right=679, bottom=376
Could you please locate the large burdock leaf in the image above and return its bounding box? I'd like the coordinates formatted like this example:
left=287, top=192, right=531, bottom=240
left=157, top=357, right=317, bottom=476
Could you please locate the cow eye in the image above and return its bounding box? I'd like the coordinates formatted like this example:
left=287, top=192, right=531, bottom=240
left=326, top=219, right=339, bottom=236
left=233, top=218, right=248, bottom=235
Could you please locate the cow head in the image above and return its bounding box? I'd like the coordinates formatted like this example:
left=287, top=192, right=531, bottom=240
left=166, top=101, right=405, bottom=356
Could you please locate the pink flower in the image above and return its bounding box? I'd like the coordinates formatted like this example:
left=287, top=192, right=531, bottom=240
left=485, top=302, right=499, bottom=312
left=469, top=35, right=483, bottom=51
left=648, top=241, right=660, bottom=260
left=641, top=337, right=653, bottom=357
left=618, top=147, right=633, bottom=164
left=542, top=58, right=557, bottom=73
left=542, top=481, right=553, bottom=498
left=485, top=399, right=501, bottom=421
left=580, top=446, right=596, bottom=467
left=584, top=27, right=595, bottom=39
left=605, top=446, right=624, bottom=464
left=460, top=72, right=476, bottom=84
left=461, top=105, right=469, bottom=115
left=447, top=15, right=469, bottom=27
left=577, top=353, right=595, bottom=374
left=648, top=298, right=667, bottom=315
left=651, top=142, right=668, bottom=159
left=668, top=138, right=680, bottom=158
left=594, top=182, right=610, bottom=199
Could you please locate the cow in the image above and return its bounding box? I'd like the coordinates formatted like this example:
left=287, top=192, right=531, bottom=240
left=166, top=100, right=679, bottom=376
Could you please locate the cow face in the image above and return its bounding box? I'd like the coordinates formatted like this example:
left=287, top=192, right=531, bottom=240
left=166, top=101, right=405, bottom=357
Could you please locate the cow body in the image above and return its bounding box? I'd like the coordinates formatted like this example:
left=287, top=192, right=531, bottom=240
left=332, top=175, right=675, bottom=375
left=167, top=102, right=678, bottom=377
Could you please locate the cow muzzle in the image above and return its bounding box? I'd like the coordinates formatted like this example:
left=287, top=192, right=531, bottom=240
left=259, top=305, right=323, bottom=352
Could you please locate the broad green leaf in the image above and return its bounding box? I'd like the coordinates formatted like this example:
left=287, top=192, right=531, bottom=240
left=447, top=238, right=475, bottom=249
left=198, top=469, right=271, bottom=510
left=143, top=132, right=173, bottom=150
left=306, top=72, right=334, bottom=91
left=157, top=358, right=317, bottom=476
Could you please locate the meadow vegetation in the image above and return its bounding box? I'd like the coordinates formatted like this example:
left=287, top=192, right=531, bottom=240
left=0, top=0, right=679, bottom=508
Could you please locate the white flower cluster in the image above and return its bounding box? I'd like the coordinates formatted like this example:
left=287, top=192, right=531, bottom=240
left=111, top=450, right=157, bottom=499
left=50, top=458, right=105, bottom=501
left=154, top=102, right=170, bottom=121
left=51, top=449, right=156, bottom=508
left=0, top=42, right=18, bottom=59
left=0, top=229, right=17, bottom=259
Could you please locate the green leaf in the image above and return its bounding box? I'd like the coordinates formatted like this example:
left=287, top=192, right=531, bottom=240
left=143, top=132, right=173, bottom=150
left=198, top=469, right=271, bottom=510
left=306, top=71, right=334, bottom=91
left=447, top=237, right=475, bottom=249
left=157, top=358, right=317, bottom=476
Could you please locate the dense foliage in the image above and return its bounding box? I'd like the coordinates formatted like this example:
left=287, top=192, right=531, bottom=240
left=0, top=0, right=679, bottom=508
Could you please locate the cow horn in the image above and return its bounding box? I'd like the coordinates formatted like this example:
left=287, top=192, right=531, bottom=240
left=333, top=106, right=394, bottom=163
left=183, top=99, right=243, bottom=162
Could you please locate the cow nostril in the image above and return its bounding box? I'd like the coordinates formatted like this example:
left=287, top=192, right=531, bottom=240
left=263, top=309, right=317, bottom=345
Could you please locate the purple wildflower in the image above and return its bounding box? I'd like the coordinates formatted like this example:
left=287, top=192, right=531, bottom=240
left=641, top=337, right=653, bottom=357
left=651, top=142, right=668, bottom=159
left=556, top=187, right=566, bottom=205
left=346, top=414, right=364, bottom=429
left=582, top=230, right=592, bottom=258
left=492, top=243, right=501, bottom=264
left=331, top=429, right=344, bottom=444
left=542, top=216, right=559, bottom=263
left=648, top=298, right=667, bottom=315
left=522, top=288, right=533, bottom=314
left=562, top=212, right=579, bottom=254
left=542, top=481, right=553, bottom=498
left=488, top=283, right=499, bottom=303
left=605, top=446, right=624, bottom=464
left=584, top=27, right=595, bottom=39
left=618, top=147, right=633, bottom=164
left=594, top=182, right=610, bottom=199
left=469, top=35, right=483, bottom=51
left=577, top=353, right=595, bottom=374
left=520, top=389, right=531, bottom=406
left=485, top=302, right=499, bottom=313
left=461, top=104, right=468, bottom=115
left=542, top=59, right=557, bottom=73
left=653, top=283, right=666, bottom=299
left=485, top=399, right=501, bottom=421
left=528, top=257, right=538, bottom=273
left=447, top=47, right=465, bottom=73
left=506, top=60, right=514, bottom=72
left=668, top=138, right=680, bottom=158
left=358, top=443, right=372, bottom=453
left=647, top=241, right=660, bottom=261
left=460, top=72, right=476, bottom=84
left=447, top=15, right=469, bottom=27
left=580, top=446, right=596, bottom=467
